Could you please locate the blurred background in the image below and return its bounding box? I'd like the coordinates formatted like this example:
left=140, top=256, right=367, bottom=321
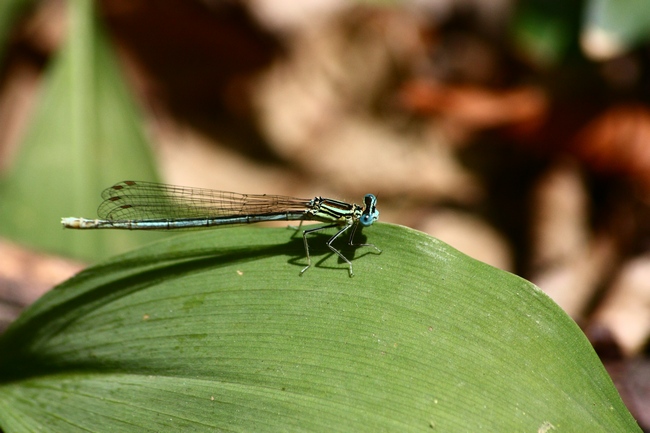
left=1, top=0, right=650, bottom=425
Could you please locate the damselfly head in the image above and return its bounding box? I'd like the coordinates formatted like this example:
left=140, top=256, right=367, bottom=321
left=360, top=194, right=379, bottom=227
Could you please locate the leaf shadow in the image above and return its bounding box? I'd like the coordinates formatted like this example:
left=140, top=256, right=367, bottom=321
left=286, top=225, right=378, bottom=271
left=0, top=226, right=379, bottom=382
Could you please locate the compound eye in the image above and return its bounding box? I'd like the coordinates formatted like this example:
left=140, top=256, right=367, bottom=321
left=359, top=194, right=379, bottom=227
left=360, top=214, right=373, bottom=226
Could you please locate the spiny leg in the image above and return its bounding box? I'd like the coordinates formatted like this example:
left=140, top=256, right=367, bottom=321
left=348, top=221, right=382, bottom=253
left=301, top=222, right=380, bottom=277
left=300, top=223, right=339, bottom=275
left=288, top=219, right=305, bottom=236
left=325, top=223, right=356, bottom=277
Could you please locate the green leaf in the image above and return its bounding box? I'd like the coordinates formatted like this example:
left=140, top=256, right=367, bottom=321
left=0, top=224, right=639, bottom=432
left=510, top=1, right=584, bottom=67
left=582, top=0, right=650, bottom=59
left=0, top=0, right=35, bottom=63
left=0, top=0, right=161, bottom=261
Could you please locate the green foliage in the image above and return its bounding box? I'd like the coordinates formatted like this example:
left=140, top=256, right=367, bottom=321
left=582, top=0, right=650, bottom=54
left=0, top=0, right=161, bottom=260
left=512, top=0, right=650, bottom=65
left=0, top=0, right=35, bottom=62
left=0, top=224, right=640, bottom=432
left=511, top=1, right=583, bottom=66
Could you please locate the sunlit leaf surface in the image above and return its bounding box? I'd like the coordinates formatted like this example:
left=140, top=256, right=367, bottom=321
left=0, top=224, right=639, bottom=432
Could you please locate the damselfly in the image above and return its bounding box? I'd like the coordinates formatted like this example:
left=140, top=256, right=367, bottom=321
left=61, top=181, right=381, bottom=276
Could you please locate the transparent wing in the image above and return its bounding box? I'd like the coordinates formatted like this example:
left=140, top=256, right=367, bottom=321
left=97, top=181, right=312, bottom=220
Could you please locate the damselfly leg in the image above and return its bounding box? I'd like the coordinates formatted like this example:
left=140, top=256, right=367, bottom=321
left=300, top=221, right=381, bottom=277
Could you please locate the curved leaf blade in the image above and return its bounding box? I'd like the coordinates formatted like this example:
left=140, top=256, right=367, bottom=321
left=0, top=224, right=640, bottom=432
left=0, top=1, right=161, bottom=260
